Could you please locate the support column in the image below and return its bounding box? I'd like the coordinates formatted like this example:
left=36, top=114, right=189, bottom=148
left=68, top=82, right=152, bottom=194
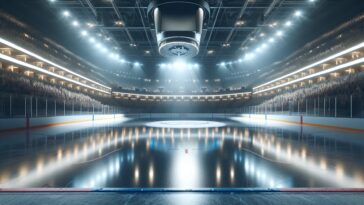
left=350, top=95, right=353, bottom=118
left=318, top=97, right=320, bottom=116
left=24, top=97, right=27, bottom=118
left=335, top=97, right=337, bottom=118
left=306, top=99, right=308, bottom=116
left=314, top=99, right=316, bottom=116
left=324, top=98, right=326, bottom=117
left=45, top=98, right=48, bottom=117
left=9, top=95, right=12, bottom=118
left=36, top=98, right=38, bottom=118
left=30, top=96, right=32, bottom=118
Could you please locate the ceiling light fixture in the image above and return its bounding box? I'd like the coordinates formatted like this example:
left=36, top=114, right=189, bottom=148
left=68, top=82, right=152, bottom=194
left=244, top=53, right=255, bottom=60
left=72, top=20, right=79, bottom=27
left=115, top=21, right=124, bottom=26
left=235, top=20, right=245, bottom=26
left=294, top=10, right=303, bottom=17
left=81, top=30, right=88, bottom=36
left=276, top=30, right=283, bottom=36
left=285, top=21, right=293, bottom=27
left=62, top=10, right=70, bottom=17
left=86, top=22, right=96, bottom=28
left=222, top=43, right=231, bottom=47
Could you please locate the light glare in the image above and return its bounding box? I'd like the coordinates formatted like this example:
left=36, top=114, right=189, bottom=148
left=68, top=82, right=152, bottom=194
left=173, top=60, right=187, bottom=69
left=285, top=21, right=292, bottom=27
left=276, top=30, right=283, bottom=36
left=245, top=53, right=255, bottom=60
left=72, top=21, right=79, bottom=27
left=62, top=10, right=70, bottom=17
left=81, top=30, right=88, bottom=36
left=294, top=10, right=303, bottom=17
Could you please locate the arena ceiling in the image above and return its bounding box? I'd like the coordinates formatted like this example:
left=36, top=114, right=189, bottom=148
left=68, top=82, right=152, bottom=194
left=1, top=0, right=364, bottom=90
left=48, top=0, right=312, bottom=64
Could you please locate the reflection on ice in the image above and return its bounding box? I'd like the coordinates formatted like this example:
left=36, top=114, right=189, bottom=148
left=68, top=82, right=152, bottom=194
left=0, top=120, right=363, bottom=188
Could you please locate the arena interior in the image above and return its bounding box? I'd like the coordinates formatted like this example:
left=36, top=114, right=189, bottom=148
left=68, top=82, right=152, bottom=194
left=1, top=0, right=364, bottom=204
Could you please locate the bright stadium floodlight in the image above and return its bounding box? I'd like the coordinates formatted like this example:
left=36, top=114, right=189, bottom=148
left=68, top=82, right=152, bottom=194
left=193, top=63, right=199, bottom=68
left=89, top=37, right=95, bottom=43
left=95, top=43, right=102, bottom=48
left=220, top=62, right=226, bottom=67
left=276, top=30, right=283, bottom=37
left=134, top=62, right=141, bottom=67
left=244, top=52, right=255, bottom=60
left=173, top=60, right=187, bottom=70
left=81, top=30, right=88, bottom=36
left=72, top=20, right=79, bottom=27
left=86, top=22, right=96, bottom=28
left=285, top=21, right=292, bottom=27
left=294, top=10, right=303, bottom=17
left=101, top=47, right=108, bottom=53
left=109, top=53, right=117, bottom=59
left=268, top=37, right=275, bottom=43
left=62, top=10, right=70, bottom=17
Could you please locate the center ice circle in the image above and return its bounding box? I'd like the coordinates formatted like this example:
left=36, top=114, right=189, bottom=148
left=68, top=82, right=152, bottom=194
left=145, top=120, right=226, bottom=128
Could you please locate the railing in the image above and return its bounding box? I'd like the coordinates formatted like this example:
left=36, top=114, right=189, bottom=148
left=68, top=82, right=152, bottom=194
left=243, top=95, right=364, bottom=118
left=0, top=93, right=121, bottom=118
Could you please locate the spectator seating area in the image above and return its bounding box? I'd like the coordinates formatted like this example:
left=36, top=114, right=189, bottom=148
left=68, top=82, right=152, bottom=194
left=236, top=13, right=364, bottom=90
left=250, top=71, right=364, bottom=117
left=0, top=70, right=103, bottom=107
